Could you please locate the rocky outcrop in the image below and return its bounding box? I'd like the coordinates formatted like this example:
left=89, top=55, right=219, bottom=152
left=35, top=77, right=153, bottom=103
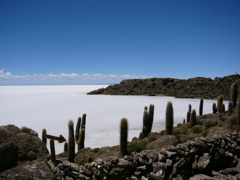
left=49, top=132, right=240, bottom=180
left=0, top=125, right=54, bottom=179
left=88, top=74, right=240, bottom=100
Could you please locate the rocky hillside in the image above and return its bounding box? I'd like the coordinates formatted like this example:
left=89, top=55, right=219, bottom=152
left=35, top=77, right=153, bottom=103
left=88, top=74, right=240, bottom=100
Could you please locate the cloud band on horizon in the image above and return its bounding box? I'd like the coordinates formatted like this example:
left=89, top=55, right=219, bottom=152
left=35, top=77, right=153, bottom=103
left=0, top=69, right=148, bottom=85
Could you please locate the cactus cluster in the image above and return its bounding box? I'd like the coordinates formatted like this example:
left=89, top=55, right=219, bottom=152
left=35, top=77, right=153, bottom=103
left=166, top=101, right=174, bottom=135
left=120, top=118, right=128, bottom=156
left=140, top=104, right=155, bottom=138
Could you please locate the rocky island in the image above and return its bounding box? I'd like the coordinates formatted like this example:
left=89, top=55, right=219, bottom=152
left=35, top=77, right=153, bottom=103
left=87, top=74, right=240, bottom=100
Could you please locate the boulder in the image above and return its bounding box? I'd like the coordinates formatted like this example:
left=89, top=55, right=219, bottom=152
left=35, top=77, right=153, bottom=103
left=207, top=127, right=231, bottom=139
left=147, top=135, right=178, bottom=150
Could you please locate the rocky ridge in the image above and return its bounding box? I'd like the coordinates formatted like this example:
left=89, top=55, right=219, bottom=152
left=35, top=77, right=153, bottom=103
left=87, top=74, right=240, bottom=100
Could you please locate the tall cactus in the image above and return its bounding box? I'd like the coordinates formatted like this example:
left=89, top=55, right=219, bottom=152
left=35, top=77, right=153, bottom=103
left=188, top=104, right=192, bottom=113
left=221, top=104, right=225, bottom=112
left=228, top=101, right=233, bottom=115
left=217, top=95, right=224, bottom=113
left=212, top=103, right=217, bottom=113
left=75, top=117, right=81, bottom=144
left=42, top=129, right=47, bottom=145
left=79, top=114, right=86, bottom=150
left=238, top=94, right=240, bottom=126
left=187, top=111, right=191, bottom=123
left=191, top=109, right=197, bottom=127
left=68, top=120, right=75, bottom=163
left=142, top=110, right=149, bottom=138
left=50, top=139, right=56, bottom=165
left=199, top=98, right=204, bottom=116
left=64, top=142, right=68, bottom=153
left=120, top=118, right=128, bottom=156
left=147, top=104, right=154, bottom=134
left=166, top=101, right=174, bottom=135
left=230, top=82, right=238, bottom=109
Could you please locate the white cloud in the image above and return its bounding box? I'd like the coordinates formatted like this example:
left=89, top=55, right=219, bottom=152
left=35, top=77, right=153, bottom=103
left=0, top=69, right=149, bottom=85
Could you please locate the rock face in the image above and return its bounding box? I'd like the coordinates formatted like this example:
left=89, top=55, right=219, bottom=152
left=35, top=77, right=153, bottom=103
left=0, top=125, right=54, bottom=179
left=88, top=74, right=240, bottom=100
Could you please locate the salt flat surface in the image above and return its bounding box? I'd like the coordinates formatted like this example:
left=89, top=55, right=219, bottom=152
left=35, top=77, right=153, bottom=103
left=0, top=85, right=227, bottom=154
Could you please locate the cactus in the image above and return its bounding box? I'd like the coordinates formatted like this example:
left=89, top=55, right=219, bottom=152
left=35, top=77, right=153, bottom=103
left=187, top=111, right=191, bottom=123
left=212, top=103, right=217, bottom=113
left=238, top=95, right=240, bottom=126
left=199, top=98, right=204, bottom=116
left=191, top=110, right=197, bottom=127
left=82, top=114, right=86, bottom=129
left=188, top=104, right=192, bottom=113
left=50, top=139, right=56, bottom=165
left=64, top=142, right=68, bottom=152
left=230, top=82, right=238, bottom=109
left=42, top=129, right=47, bottom=145
left=217, top=95, right=224, bottom=113
left=144, top=106, right=148, bottom=110
left=75, top=117, right=81, bottom=144
left=120, top=118, right=128, bottom=156
left=166, top=101, right=174, bottom=135
left=221, top=104, right=225, bottom=112
left=142, top=110, right=149, bottom=137
left=147, top=104, right=154, bottom=134
left=68, top=120, right=75, bottom=163
left=79, top=128, right=85, bottom=149
left=228, top=101, right=233, bottom=115
left=183, top=119, right=186, bottom=124
left=78, top=114, right=86, bottom=150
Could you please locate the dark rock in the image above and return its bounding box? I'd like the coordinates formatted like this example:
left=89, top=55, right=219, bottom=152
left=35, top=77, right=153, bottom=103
left=0, top=160, right=55, bottom=180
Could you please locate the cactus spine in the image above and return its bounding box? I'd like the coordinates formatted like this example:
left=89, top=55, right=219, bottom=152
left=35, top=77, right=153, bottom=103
left=228, top=101, right=233, bottom=115
left=191, top=109, right=197, bottom=127
left=199, top=98, right=204, bottom=116
left=166, top=101, right=174, bottom=135
left=68, top=120, right=75, bottom=163
left=120, top=118, right=128, bottom=156
left=217, top=95, right=224, bottom=113
left=230, top=82, right=238, bottom=109
left=42, top=129, right=47, bottom=145
left=212, top=103, right=217, bottom=113
left=147, top=104, right=154, bottom=134
left=50, top=139, right=56, bottom=165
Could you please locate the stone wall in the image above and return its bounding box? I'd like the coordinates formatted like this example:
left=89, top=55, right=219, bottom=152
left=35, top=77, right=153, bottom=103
left=49, top=132, right=240, bottom=180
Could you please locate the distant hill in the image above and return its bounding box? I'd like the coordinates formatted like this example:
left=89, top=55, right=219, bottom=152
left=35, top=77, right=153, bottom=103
left=88, top=74, right=240, bottom=100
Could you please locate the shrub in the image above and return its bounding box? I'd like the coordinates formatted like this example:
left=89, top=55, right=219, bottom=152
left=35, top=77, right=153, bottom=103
left=128, top=140, right=147, bottom=154
left=21, top=126, right=38, bottom=137
left=204, top=120, right=218, bottom=129
left=192, top=126, right=202, bottom=134
left=202, top=130, right=208, bottom=137
left=148, top=136, right=158, bottom=142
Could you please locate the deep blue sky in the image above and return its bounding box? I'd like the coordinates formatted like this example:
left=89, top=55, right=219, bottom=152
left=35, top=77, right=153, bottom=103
left=0, top=0, right=240, bottom=83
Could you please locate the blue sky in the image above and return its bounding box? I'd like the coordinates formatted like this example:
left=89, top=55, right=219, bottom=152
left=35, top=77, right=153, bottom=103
left=0, top=0, right=240, bottom=84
